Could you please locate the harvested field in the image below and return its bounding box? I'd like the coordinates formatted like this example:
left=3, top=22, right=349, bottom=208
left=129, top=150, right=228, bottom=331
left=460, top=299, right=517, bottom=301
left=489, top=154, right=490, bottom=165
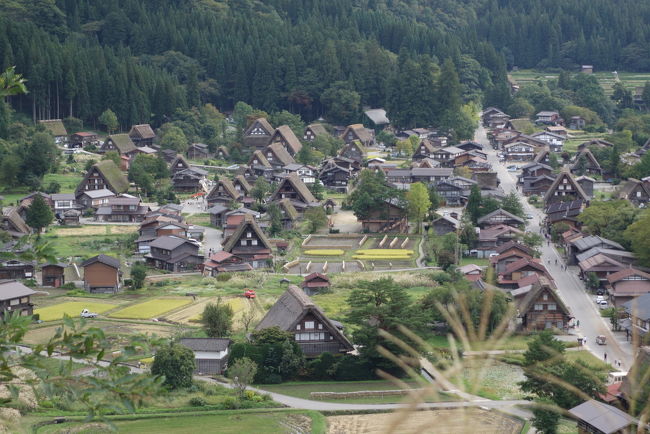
left=168, top=296, right=253, bottom=325
left=109, top=298, right=192, bottom=319
left=327, top=408, right=523, bottom=434
left=50, top=225, right=138, bottom=236
left=24, top=320, right=179, bottom=345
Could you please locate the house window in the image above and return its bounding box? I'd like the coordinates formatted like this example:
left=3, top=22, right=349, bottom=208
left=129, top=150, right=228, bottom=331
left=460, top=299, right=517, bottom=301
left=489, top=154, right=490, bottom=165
left=304, top=321, right=315, bottom=329
left=542, top=293, right=548, bottom=300
left=548, top=304, right=557, bottom=311
left=20, top=297, right=28, bottom=304
left=247, top=232, right=252, bottom=238
left=9, top=299, right=19, bottom=306
left=534, top=304, right=543, bottom=311
left=296, top=325, right=301, bottom=330
left=251, top=239, right=258, bottom=246
left=240, top=240, right=246, bottom=246
left=318, top=323, right=323, bottom=329
left=637, top=191, right=642, bottom=198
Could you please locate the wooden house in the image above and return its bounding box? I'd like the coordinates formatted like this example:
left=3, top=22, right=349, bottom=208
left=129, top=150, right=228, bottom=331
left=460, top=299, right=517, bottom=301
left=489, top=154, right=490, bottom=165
left=247, top=150, right=274, bottom=180
left=95, top=196, right=149, bottom=223
left=0, top=280, right=36, bottom=319
left=606, top=268, right=650, bottom=308
left=75, top=160, right=129, bottom=199
left=412, top=140, right=435, bottom=161
left=81, top=254, right=121, bottom=294
left=498, top=257, right=550, bottom=288
left=532, top=131, right=565, bottom=152
left=70, top=132, right=98, bottom=148
left=535, top=111, right=562, bottom=125
left=578, top=254, right=626, bottom=285
left=255, top=285, right=353, bottom=357
left=270, top=125, right=302, bottom=156
left=171, top=167, right=208, bottom=193
left=339, top=140, right=367, bottom=163
left=504, top=142, right=535, bottom=161
left=568, top=400, right=638, bottom=434
left=621, top=297, right=650, bottom=343
left=128, top=124, right=155, bottom=147
left=0, top=259, right=35, bottom=280
left=39, top=119, right=68, bottom=144
left=222, top=215, right=273, bottom=268
left=161, top=149, right=177, bottom=163
left=263, top=143, right=295, bottom=169
left=340, top=124, right=374, bottom=147
left=216, top=146, right=230, bottom=160
left=100, top=134, right=137, bottom=157
left=41, top=263, right=66, bottom=287
left=431, top=215, right=459, bottom=236
left=568, top=116, right=586, bottom=130
left=412, top=168, right=454, bottom=183
left=319, top=161, right=351, bottom=193
left=187, top=143, right=210, bottom=160
left=62, top=209, right=81, bottom=225
left=617, top=178, right=650, bottom=207
left=275, top=198, right=299, bottom=230
left=571, top=149, right=602, bottom=176
left=543, top=170, right=590, bottom=207
left=179, top=338, right=231, bottom=375
left=145, top=236, right=203, bottom=272
left=360, top=198, right=408, bottom=233
left=521, top=175, right=555, bottom=197
left=0, top=206, right=32, bottom=238
left=301, top=273, right=331, bottom=296
left=546, top=199, right=585, bottom=229
left=76, top=189, right=115, bottom=210
left=303, top=124, right=329, bottom=142
left=51, top=193, right=80, bottom=217
left=202, top=251, right=251, bottom=276
left=434, top=179, right=470, bottom=206
left=169, top=155, right=191, bottom=175
left=432, top=146, right=464, bottom=167
left=568, top=235, right=625, bottom=265
left=232, top=175, right=252, bottom=197
left=515, top=280, right=571, bottom=331
left=477, top=224, right=523, bottom=258
left=282, top=164, right=317, bottom=185
left=207, top=179, right=241, bottom=207
left=270, top=173, right=319, bottom=211
left=576, top=176, right=595, bottom=199
left=477, top=208, right=525, bottom=229
left=243, top=118, right=274, bottom=150
left=577, top=139, right=614, bottom=152
left=490, top=249, right=534, bottom=275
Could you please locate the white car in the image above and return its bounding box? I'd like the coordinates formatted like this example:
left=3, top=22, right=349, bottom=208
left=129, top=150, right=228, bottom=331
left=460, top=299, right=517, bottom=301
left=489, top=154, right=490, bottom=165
left=596, top=295, right=606, bottom=303
left=81, top=309, right=98, bottom=318
left=597, top=300, right=609, bottom=309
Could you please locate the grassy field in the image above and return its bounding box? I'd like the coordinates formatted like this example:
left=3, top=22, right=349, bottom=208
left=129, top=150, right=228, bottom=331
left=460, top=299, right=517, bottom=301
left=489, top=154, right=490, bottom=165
left=184, top=212, right=212, bottom=227
left=35, top=411, right=321, bottom=434
left=109, top=298, right=192, bottom=319
left=458, top=358, right=526, bottom=400
left=259, top=380, right=454, bottom=404
left=42, top=225, right=137, bottom=259
left=35, top=301, right=118, bottom=321
left=42, top=172, right=83, bottom=193
left=458, top=257, right=489, bottom=267
left=510, top=69, right=650, bottom=95
left=565, top=350, right=612, bottom=372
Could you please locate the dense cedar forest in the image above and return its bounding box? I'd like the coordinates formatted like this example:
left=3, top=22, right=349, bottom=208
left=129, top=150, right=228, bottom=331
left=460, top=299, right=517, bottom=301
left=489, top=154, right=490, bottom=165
left=1, top=0, right=649, bottom=129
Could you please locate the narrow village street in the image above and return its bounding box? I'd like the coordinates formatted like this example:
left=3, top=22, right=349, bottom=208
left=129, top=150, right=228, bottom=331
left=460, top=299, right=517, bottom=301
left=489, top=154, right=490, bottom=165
left=474, top=124, right=635, bottom=369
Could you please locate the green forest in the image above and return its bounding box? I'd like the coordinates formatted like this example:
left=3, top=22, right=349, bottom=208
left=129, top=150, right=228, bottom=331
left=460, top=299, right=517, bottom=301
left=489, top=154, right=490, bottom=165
left=1, top=0, right=649, bottom=130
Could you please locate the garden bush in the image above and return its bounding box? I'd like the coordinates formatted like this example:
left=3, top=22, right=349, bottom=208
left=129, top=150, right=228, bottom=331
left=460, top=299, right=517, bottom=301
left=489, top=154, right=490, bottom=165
left=189, top=397, right=207, bottom=407
left=216, top=272, right=232, bottom=282
left=221, top=396, right=240, bottom=409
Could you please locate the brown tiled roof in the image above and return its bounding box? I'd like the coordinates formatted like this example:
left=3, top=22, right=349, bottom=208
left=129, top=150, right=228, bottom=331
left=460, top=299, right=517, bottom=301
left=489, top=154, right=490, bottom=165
left=607, top=268, right=650, bottom=284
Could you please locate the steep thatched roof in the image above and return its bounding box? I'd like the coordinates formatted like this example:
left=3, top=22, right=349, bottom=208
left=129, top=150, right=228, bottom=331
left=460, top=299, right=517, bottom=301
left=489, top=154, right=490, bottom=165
left=106, top=134, right=136, bottom=155
left=128, top=124, right=155, bottom=140
left=255, top=285, right=353, bottom=351
left=81, top=160, right=129, bottom=194
left=272, top=125, right=303, bottom=155
left=543, top=169, right=589, bottom=203
left=277, top=198, right=299, bottom=220
left=265, top=143, right=295, bottom=166
left=233, top=175, right=252, bottom=194
left=306, top=123, right=329, bottom=138
left=222, top=214, right=272, bottom=252
left=248, top=150, right=271, bottom=168
left=272, top=173, right=318, bottom=204
left=39, top=119, right=67, bottom=137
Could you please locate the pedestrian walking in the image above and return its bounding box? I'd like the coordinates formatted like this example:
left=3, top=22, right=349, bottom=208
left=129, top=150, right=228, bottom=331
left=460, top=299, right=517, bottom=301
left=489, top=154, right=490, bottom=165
left=577, top=319, right=580, bottom=327
left=583, top=336, right=587, bottom=346
left=604, top=352, right=607, bottom=362
left=555, top=259, right=558, bottom=265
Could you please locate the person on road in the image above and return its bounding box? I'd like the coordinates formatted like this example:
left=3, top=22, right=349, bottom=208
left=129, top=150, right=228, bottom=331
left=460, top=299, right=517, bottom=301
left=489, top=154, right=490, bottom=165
left=577, top=319, right=580, bottom=327
left=604, top=352, right=607, bottom=362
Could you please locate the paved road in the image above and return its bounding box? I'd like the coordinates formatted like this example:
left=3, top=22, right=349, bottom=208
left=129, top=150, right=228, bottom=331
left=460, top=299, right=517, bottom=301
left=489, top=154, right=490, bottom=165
left=474, top=124, right=634, bottom=369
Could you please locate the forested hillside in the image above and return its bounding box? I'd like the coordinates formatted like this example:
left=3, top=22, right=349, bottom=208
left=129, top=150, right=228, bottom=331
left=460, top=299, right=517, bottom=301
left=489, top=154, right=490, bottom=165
left=1, top=0, right=649, bottom=130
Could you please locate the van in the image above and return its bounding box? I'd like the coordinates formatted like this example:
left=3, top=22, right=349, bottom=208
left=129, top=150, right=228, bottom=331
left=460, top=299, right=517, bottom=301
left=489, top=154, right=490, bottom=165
left=607, top=371, right=628, bottom=385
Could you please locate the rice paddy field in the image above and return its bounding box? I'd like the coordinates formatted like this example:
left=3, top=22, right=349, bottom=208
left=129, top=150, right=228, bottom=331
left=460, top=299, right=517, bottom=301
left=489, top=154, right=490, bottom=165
left=34, top=301, right=119, bottom=321
left=109, top=298, right=191, bottom=319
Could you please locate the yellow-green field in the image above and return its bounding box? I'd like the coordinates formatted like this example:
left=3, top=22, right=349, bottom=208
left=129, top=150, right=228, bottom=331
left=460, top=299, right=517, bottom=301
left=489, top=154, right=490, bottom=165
left=304, top=249, right=345, bottom=256
left=109, top=298, right=191, bottom=319
left=352, top=249, right=414, bottom=260
left=510, top=69, right=650, bottom=95
left=35, top=301, right=118, bottom=321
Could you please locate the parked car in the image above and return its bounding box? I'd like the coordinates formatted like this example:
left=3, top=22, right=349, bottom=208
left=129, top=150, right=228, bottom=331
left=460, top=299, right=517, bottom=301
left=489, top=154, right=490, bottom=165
left=596, top=295, right=606, bottom=303
left=507, top=165, right=518, bottom=172
left=597, top=300, right=608, bottom=309
left=526, top=213, right=534, bottom=220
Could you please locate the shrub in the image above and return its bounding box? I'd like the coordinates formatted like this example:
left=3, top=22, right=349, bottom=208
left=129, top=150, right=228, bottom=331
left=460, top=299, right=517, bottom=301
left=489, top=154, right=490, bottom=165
left=189, top=397, right=207, bottom=407
left=221, top=396, right=240, bottom=409
left=216, top=272, right=232, bottom=282
left=263, top=373, right=283, bottom=384
left=61, top=282, right=76, bottom=290
left=244, top=390, right=257, bottom=401
left=32, top=313, right=40, bottom=322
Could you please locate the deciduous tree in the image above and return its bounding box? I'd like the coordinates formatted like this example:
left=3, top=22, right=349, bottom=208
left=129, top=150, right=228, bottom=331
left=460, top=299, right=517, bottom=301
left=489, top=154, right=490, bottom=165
left=25, top=194, right=53, bottom=235
left=406, top=182, right=431, bottom=233
left=201, top=298, right=234, bottom=337
left=151, top=342, right=196, bottom=389
left=98, top=109, right=119, bottom=134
